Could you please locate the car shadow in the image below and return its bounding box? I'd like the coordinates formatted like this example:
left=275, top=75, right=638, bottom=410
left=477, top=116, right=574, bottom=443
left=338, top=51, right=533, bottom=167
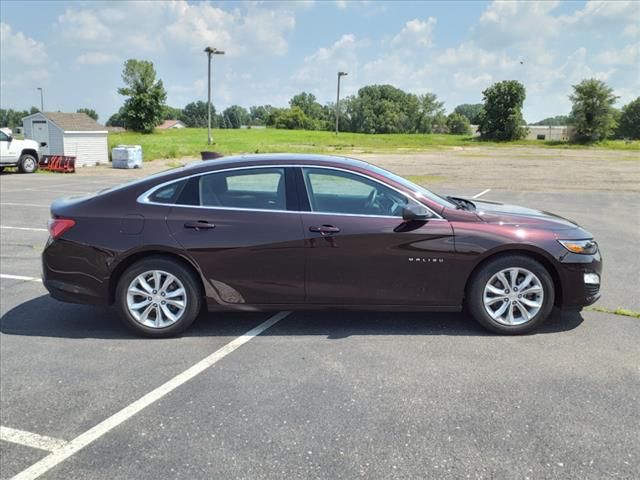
left=0, top=295, right=584, bottom=340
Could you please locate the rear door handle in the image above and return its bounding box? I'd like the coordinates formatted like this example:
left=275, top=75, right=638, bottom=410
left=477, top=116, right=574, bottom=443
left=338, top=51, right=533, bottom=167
left=184, top=220, right=216, bottom=230
left=309, top=225, right=340, bottom=235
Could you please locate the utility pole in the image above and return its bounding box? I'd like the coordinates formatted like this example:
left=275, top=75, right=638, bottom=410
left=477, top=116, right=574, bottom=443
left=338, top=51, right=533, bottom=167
left=335, top=71, right=348, bottom=135
left=204, top=47, right=225, bottom=145
left=37, top=87, right=44, bottom=112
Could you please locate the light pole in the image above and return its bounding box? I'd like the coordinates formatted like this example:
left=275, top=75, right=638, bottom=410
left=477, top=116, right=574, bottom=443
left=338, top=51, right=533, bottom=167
left=335, top=71, right=347, bottom=135
left=204, top=47, right=225, bottom=145
left=37, top=87, right=44, bottom=112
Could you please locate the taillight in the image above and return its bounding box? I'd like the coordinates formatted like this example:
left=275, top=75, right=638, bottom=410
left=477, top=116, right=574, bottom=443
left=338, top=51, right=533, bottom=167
left=48, top=218, right=76, bottom=239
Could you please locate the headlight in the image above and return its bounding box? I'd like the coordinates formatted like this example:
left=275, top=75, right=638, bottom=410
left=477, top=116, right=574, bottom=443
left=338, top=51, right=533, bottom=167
left=558, top=239, right=598, bottom=255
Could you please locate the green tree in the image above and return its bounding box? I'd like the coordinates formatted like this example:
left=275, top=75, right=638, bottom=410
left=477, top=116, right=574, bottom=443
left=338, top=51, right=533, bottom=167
left=615, top=97, right=640, bottom=140
left=117, top=59, right=167, bottom=133
left=290, top=92, right=324, bottom=120
left=222, top=105, right=249, bottom=129
left=161, top=106, right=183, bottom=121
left=569, top=78, right=618, bottom=142
left=446, top=112, right=471, bottom=135
left=416, top=93, right=445, bottom=133
left=347, top=85, right=417, bottom=134
left=274, top=106, right=310, bottom=130
left=106, top=107, right=126, bottom=127
left=248, top=105, right=274, bottom=125
left=179, top=101, right=214, bottom=128
left=76, top=108, right=98, bottom=121
left=453, top=103, right=484, bottom=124
left=0, top=107, right=39, bottom=129
left=478, top=80, right=527, bottom=141
left=532, top=115, right=572, bottom=126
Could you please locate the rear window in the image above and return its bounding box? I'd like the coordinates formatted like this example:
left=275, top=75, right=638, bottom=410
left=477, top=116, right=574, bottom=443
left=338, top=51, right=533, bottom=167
left=147, top=180, right=186, bottom=204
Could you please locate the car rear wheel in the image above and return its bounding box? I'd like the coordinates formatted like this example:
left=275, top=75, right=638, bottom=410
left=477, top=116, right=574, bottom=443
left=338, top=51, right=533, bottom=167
left=18, top=154, right=38, bottom=173
left=116, top=257, right=202, bottom=337
left=467, top=255, right=554, bottom=334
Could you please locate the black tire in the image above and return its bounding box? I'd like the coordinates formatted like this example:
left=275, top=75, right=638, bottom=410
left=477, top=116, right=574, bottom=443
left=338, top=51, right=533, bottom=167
left=467, top=255, right=555, bottom=334
left=0, top=166, right=5, bottom=172
left=115, top=256, right=202, bottom=338
left=18, top=154, right=38, bottom=173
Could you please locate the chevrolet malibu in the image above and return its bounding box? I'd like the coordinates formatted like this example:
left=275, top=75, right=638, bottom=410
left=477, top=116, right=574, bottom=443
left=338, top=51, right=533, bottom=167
left=42, top=154, right=602, bottom=337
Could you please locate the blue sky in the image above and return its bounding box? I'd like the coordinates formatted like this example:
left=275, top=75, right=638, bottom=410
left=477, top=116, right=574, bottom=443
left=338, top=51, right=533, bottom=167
left=1, top=0, right=638, bottom=123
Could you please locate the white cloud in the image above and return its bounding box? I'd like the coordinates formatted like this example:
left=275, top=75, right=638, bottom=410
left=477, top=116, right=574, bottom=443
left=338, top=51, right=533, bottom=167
left=57, top=8, right=111, bottom=42
left=0, top=22, right=47, bottom=66
left=0, top=22, right=49, bottom=92
left=562, top=0, right=640, bottom=29
left=391, top=17, right=436, bottom=50
left=473, top=1, right=561, bottom=49
left=76, top=52, right=120, bottom=65
left=294, top=34, right=362, bottom=84
left=596, top=43, right=640, bottom=66
left=453, top=72, right=492, bottom=89
left=57, top=1, right=296, bottom=58
left=623, top=23, right=639, bottom=39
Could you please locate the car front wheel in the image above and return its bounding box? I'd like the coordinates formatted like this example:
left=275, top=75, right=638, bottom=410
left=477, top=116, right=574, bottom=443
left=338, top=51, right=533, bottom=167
left=18, top=154, right=38, bottom=173
left=116, top=257, right=202, bottom=337
left=467, top=255, right=554, bottom=334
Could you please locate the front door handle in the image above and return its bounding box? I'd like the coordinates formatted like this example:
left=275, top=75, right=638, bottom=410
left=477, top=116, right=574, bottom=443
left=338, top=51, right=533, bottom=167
left=184, top=220, right=216, bottom=230
left=309, top=225, right=340, bottom=235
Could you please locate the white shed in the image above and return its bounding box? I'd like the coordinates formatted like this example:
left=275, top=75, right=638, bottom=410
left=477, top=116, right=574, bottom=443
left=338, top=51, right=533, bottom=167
left=22, top=112, right=109, bottom=167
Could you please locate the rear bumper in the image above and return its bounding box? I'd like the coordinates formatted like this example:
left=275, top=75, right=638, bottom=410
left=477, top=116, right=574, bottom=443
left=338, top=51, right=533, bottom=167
left=42, top=239, right=111, bottom=306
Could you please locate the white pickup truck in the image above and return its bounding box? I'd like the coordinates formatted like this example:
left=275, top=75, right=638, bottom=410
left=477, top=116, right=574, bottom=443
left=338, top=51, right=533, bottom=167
left=0, top=127, right=40, bottom=173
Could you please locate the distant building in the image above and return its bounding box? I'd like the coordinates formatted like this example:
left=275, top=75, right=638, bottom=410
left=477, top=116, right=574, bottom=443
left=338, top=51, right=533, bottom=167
left=525, top=125, right=575, bottom=141
left=157, top=119, right=186, bottom=130
left=469, top=124, right=575, bottom=141
left=22, top=112, right=108, bottom=166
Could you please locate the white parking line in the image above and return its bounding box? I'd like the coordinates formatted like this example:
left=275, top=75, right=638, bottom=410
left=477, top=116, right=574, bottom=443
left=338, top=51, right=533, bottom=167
left=12, top=311, right=291, bottom=480
left=0, top=274, right=42, bottom=282
left=472, top=188, right=491, bottom=199
left=0, top=225, right=48, bottom=232
left=0, top=202, right=49, bottom=208
left=0, top=426, right=67, bottom=452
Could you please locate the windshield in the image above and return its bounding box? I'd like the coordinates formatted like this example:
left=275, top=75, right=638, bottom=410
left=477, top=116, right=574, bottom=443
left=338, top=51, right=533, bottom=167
left=366, top=164, right=457, bottom=209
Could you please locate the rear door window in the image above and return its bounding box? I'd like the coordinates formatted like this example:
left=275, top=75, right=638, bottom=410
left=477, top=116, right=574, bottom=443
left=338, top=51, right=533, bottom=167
left=198, top=168, right=286, bottom=210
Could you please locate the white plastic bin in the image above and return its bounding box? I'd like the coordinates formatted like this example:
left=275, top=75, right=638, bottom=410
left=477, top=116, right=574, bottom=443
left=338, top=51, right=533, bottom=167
left=112, top=145, right=143, bottom=169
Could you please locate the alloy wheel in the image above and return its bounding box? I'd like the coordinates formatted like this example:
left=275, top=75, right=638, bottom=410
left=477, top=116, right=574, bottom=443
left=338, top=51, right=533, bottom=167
left=126, top=270, right=187, bottom=328
left=482, top=267, right=544, bottom=326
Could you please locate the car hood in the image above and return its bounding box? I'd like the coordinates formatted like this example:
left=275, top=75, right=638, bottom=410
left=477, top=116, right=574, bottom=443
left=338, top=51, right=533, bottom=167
left=471, top=199, right=582, bottom=232
left=21, top=138, right=40, bottom=150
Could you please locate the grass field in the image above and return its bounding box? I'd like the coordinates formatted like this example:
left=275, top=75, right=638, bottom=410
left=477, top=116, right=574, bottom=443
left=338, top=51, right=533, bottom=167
left=108, top=128, right=640, bottom=161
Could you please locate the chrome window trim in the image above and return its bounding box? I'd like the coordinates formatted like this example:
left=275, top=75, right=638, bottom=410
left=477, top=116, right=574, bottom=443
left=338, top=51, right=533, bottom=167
left=300, top=165, right=441, bottom=219
left=137, top=164, right=444, bottom=220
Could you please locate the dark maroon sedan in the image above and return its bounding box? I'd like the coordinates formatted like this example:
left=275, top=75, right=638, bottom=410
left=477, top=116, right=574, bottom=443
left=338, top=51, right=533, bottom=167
left=42, top=154, right=601, bottom=337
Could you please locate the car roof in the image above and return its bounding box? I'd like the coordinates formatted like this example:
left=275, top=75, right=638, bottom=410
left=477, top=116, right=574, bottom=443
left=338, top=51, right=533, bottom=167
left=185, top=153, right=371, bottom=171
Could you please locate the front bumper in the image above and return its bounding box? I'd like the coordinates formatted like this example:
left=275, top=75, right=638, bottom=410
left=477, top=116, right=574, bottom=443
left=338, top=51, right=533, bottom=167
left=556, top=250, right=602, bottom=308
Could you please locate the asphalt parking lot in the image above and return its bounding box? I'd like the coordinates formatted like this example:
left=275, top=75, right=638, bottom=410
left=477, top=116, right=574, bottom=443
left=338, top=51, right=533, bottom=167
left=1, top=168, right=638, bottom=479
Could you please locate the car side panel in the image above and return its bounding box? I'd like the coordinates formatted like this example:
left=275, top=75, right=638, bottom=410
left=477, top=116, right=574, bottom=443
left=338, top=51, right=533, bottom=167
left=166, top=207, right=306, bottom=306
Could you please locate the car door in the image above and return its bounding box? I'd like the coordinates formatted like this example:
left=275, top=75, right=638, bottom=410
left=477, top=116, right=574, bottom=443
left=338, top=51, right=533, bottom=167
left=0, top=130, right=9, bottom=162
left=298, top=167, right=455, bottom=306
left=165, top=166, right=305, bottom=306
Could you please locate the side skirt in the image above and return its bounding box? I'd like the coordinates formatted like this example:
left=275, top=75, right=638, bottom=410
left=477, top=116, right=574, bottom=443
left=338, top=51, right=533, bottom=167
left=205, top=301, right=462, bottom=313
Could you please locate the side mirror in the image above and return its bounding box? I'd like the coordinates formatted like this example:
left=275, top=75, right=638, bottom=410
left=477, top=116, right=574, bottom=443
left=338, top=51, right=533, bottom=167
left=40, top=142, right=47, bottom=147
left=6, top=135, right=13, bottom=142
left=402, top=205, right=432, bottom=222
